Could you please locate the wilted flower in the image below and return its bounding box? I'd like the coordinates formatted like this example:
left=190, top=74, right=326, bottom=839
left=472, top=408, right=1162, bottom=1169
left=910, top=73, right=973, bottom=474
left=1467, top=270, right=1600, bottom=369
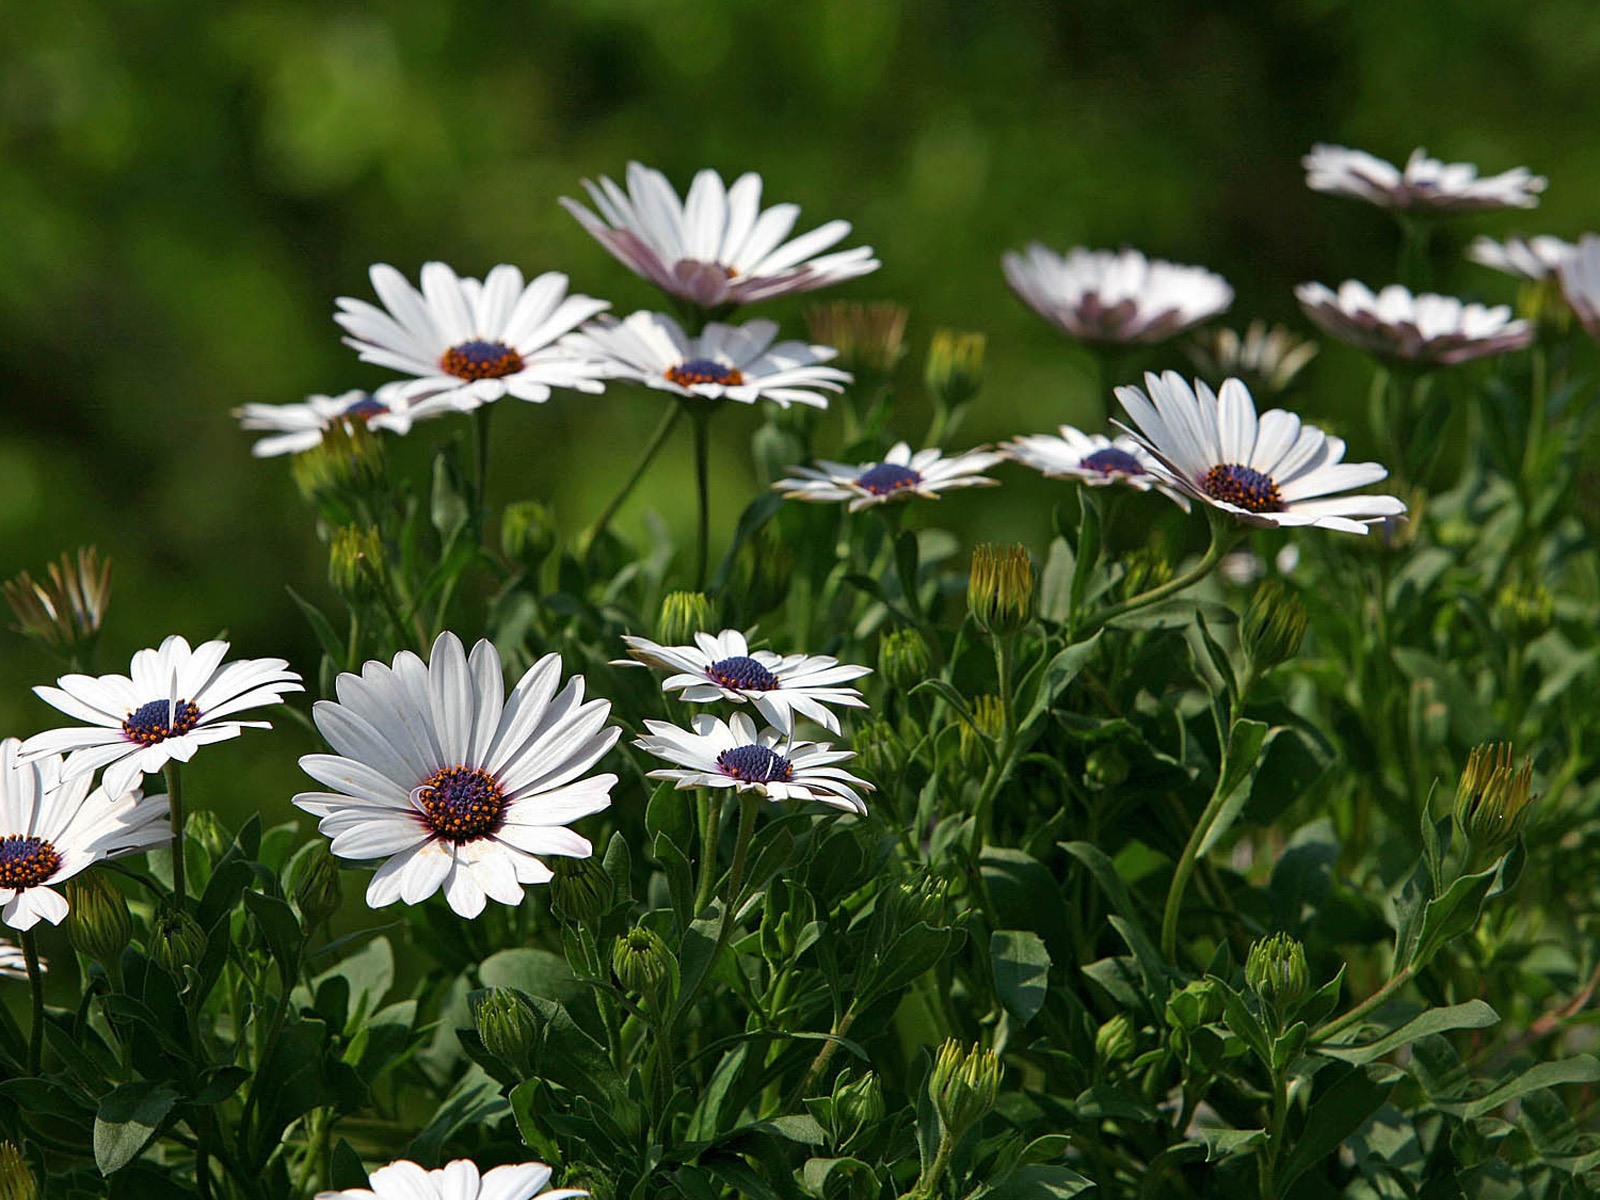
left=474, top=987, right=540, bottom=1074
left=1244, top=581, right=1308, bottom=671
left=773, top=443, right=1003, bottom=512
left=1187, top=320, right=1319, bottom=395
left=925, top=329, right=986, bottom=408
left=1246, top=932, right=1309, bottom=1013
left=1296, top=282, right=1533, bottom=366
left=929, top=1040, right=1002, bottom=1136
left=3, top=547, right=111, bottom=659
left=1003, top=244, right=1232, bottom=344
left=968, top=543, right=1034, bottom=636
left=1454, top=743, right=1535, bottom=854
left=805, top=301, right=908, bottom=376
left=1302, top=144, right=1546, bottom=213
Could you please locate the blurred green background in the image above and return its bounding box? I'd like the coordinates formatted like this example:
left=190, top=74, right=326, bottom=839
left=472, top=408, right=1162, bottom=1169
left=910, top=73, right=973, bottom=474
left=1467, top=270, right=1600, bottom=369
left=3, top=0, right=1597, bottom=816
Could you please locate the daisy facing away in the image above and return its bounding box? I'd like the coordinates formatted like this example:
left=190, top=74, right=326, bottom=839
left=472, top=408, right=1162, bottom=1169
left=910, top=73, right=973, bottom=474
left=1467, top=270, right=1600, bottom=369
left=634, top=712, right=872, bottom=815
left=773, top=442, right=1004, bottom=512
left=1113, top=371, right=1406, bottom=534
left=620, top=628, right=870, bottom=735
left=334, top=262, right=611, bottom=414
left=1002, top=425, right=1190, bottom=509
left=293, top=632, right=618, bottom=920
left=1002, top=244, right=1233, bottom=345
left=1302, top=144, right=1546, bottom=213
left=233, top=385, right=417, bottom=458
left=568, top=311, right=850, bottom=409
left=21, top=636, right=303, bottom=798
left=1295, top=281, right=1533, bottom=366
left=314, top=1157, right=586, bottom=1200
left=0, top=739, right=168, bottom=932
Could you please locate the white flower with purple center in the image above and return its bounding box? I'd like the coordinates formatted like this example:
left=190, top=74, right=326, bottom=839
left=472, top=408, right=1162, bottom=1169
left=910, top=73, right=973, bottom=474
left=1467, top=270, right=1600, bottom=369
left=334, top=262, right=611, bottom=413
left=233, top=385, right=422, bottom=457
left=0, top=739, right=169, bottom=932
left=561, top=162, right=878, bottom=309
left=634, top=713, right=871, bottom=815
left=1002, top=244, right=1233, bottom=345
left=1002, top=425, right=1191, bottom=509
left=773, top=442, right=1003, bottom=512
left=314, top=1157, right=586, bottom=1200
left=21, top=636, right=303, bottom=798
left=1113, top=371, right=1407, bottom=535
left=1467, top=235, right=1574, bottom=282
left=1559, top=233, right=1600, bottom=340
left=567, top=311, right=849, bottom=409
left=620, top=629, right=869, bottom=735
left=293, top=633, right=618, bottom=921
left=1303, top=144, right=1546, bottom=213
left=1296, top=281, right=1533, bottom=366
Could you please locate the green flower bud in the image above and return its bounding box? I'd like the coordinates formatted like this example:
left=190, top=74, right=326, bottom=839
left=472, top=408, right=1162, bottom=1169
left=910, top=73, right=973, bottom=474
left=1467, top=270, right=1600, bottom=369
left=501, top=500, right=558, bottom=573
left=474, top=986, right=540, bottom=1074
left=878, top=628, right=932, bottom=692
left=925, top=329, right=986, bottom=409
left=1246, top=932, right=1309, bottom=1014
left=555, top=1166, right=612, bottom=1200
left=656, top=591, right=717, bottom=646
left=1495, top=582, right=1554, bottom=640
left=830, top=1069, right=886, bottom=1142
left=929, top=1039, right=1002, bottom=1136
left=67, top=873, right=132, bottom=965
left=726, top=526, right=794, bottom=620
left=1165, top=979, right=1225, bottom=1030
left=550, top=854, right=613, bottom=927
left=0, top=1142, right=38, bottom=1200
left=1121, top=545, right=1172, bottom=599
left=1243, top=581, right=1308, bottom=672
left=958, top=695, right=1005, bottom=773
left=612, top=926, right=675, bottom=1007
left=291, top=422, right=384, bottom=505
left=805, top=301, right=909, bottom=377
left=328, top=525, right=386, bottom=605
left=3, top=546, right=111, bottom=659
left=150, top=903, right=208, bottom=982
left=1083, top=745, right=1129, bottom=791
left=1095, top=1013, right=1136, bottom=1066
left=1516, top=277, right=1571, bottom=335
left=287, top=841, right=344, bottom=927
left=1455, top=742, right=1536, bottom=854
left=186, top=809, right=231, bottom=865
left=968, top=544, right=1034, bottom=636
left=852, top=717, right=905, bottom=784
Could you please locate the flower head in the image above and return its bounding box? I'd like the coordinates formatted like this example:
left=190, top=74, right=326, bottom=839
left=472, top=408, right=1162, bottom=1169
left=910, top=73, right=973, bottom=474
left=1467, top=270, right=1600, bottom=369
left=1002, top=424, right=1191, bottom=508
left=22, top=636, right=302, bottom=797
left=1559, top=233, right=1600, bottom=340
left=1296, top=281, right=1533, bottom=366
left=233, top=386, right=417, bottom=458
left=4, top=547, right=112, bottom=658
left=805, top=301, right=908, bottom=375
left=568, top=311, right=848, bottom=409
left=1186, top=320, right=1319, bottom=395
left=334, top=262, right=611, bottom=416
left=635, top=712, right=871, bottom=814
left=1114, top=371, right=1406, bottom=534
left=773, top=442, right=1003, bottom=512
left=1454, top=742, right=1535, bottom=854
left=620, top=628, right=868, bottom=735
left=294, top=633, right=617, bottom=920
left=1467, top=235, right=1574, bottom=282
left=562, top=162, right=878, bottom=309
left=314, top=1158, right=585, bottom=1200
left=1002, top=244, right=1232, bottom=345
left=1303, top=144, right=1546, bottom=212
left=0, top=740, right=168, bottom=931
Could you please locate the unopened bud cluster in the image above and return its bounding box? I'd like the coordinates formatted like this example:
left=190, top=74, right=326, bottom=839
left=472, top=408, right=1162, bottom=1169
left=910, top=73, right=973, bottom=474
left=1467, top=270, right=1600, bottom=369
left=501, top=500, right=557, bottom=572
left=329, top=525, right=385, bottom=604
left=0, top=1141, right=38, bottom=1200
left=959, top=695, right=1006, bottom=771
left=613, top=925, right=674, bottom=1006
left=1244, top=581, right=1308, bottom=671
left=878, top=628, right=932, bottom=691
left=550, top=854, right=613, bottom=926
left=656, top=591, right=717, bottom=646
left=969, top=544, right=1034, bottom=636
left=151, top=904, right=208, bottom=981
left=67, top=874, right=132, bottom=965
left=287, top=841, right=344, bottom=927
left=1455, top=742, right=1535, bottom=853
left=1246, top=932, right=1309, bottom=1014
left=929, top=1039, right=1001, bottom=1136
left=926, top=329, right=986, bottom=408
left=474, top=986, right=540, bottom=1075
left=291, top=422, right=384, bottom=503
left=3, top=546, right=111, bottom=658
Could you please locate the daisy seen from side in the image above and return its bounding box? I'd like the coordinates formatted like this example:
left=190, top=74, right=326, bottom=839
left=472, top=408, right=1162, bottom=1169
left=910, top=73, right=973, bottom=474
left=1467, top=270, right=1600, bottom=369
left=1113, top=371, right=1406, bottom=534
left=314, top=1158, right=586, bottom=1200
left=561, top=162, right=878, bottom=309
left=1559, top=234, right=1600, bottom=339
left=1302, top=144, right=1546, bottom=213
left=773, top=442, right=1003, bottom=512
left=22, top=636, right=303, bottom=798
left=635, top=712, right=871, bottom=816
left=1295, top=281, right=1533, bottom=366
left=1002, top=244, right=1233, bottom=345
left=1467, top=235, right=1574, bottom=282
left=1002, top=425, right=1190, bottom=509
left=293, top=632, right=618, bottom=920
left=233, top=385, right=421, bottom=458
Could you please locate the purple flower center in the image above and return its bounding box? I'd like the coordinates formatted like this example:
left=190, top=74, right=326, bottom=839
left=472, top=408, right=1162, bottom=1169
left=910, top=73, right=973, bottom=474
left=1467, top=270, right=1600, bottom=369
left=706, top=655, right=779, bottom=692
left=416, top=765, right=506, bottom=843
left=1202, top=463, right=1284, bottom=513
left=440, top=339, right=524, bottom=381
left=856, top=463, right=922, bottom=496
left=716, top=744, right=794, bottom=784
left=344, top=394, right=389, bottom=420
left=122, top=699, right=200, bottom=746
left=0, top=835, right=61, bottom=889
left=667, top=358, right=744, bottom=388
left=1080, top=447, right=1145, bottom=476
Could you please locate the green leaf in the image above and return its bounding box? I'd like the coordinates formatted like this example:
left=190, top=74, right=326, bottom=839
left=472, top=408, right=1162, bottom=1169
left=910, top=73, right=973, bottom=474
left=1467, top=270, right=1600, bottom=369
left=1211, top=976, right=1271, bottom=1066
left=645, top=780, right=696, bottom=851
left=94, top=1081, right=178, bottom=1175
left=1061, top=841, right=1170, bottom=1000
left=981, top=847, right=1072, bottom=965
left=1038, top=537, right=1075, bottom=623
left=243, top=889, right=303, bottom=984
left=431, top=453, right=469, bottom=542
left=285, top=586, right=346, bottom=665
left=991, top=930, right=1051, bottom=1026
left=1017, top=633, right=1103, bottom=736
left=981, top=1164, right=1097, bottom=1198
left=1195, top=1126, right=1266, bottom=1161
left=1404, top=866, right=1498, bottom=970
left=1068, top=493, right=1102, bottom=621
left=1318, top=999, right=1499, bottom=1064
left=329, top=1138, right=369, bottom=1189
left=478, top=948, right=583, bottom=1004
left=1456, top=1056, right=1600, bottom=1120
left=1279, top=1064, right=1397, bottom=1191
left=675, top=902, right=723, bottom=1019
left=1197, top=718, right=1272, bottom=856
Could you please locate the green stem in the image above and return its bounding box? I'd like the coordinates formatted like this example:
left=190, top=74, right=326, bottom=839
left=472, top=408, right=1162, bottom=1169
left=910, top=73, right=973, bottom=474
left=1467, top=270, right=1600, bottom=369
left=968, top=636, right=1018, bottom=856
left=1312, top=965, right=1415, bottom=1044
left=796, top=1001, right=859, bottom=1100
left=163, top=761, right=187, bottom=906
left=692, top=409, right=712, bottom=590
left=1091, top=510, right=1238, bottom=628
left=1160, top=722, right=1245, bottom=962
left=584, top=404, right=684, bottom=546
left=725, top=792, right=759, bottom=909
left=23, top=930, right=44, bottom=1075
left=1257, top=1064, right=1290, bottom=1200
left=472, top=405, right=493, bottom=530
left=910, top=1128, right=957, bottom=1200
left=694, top=791, right=726, bottom=916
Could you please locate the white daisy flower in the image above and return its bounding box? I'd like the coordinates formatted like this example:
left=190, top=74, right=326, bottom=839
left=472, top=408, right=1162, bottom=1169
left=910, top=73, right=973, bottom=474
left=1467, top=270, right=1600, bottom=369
left=233, top=385, right=422, bottom=457
left=334, top=262, right=611, bottom=413
left=619, top=628, right=869, bottom=735
left=1295, top=281, right=1533, bottom=366
left=1002, top=425, right=1191, bottom=509
left=1559, top=233, right=1600, bottom=339
left=1186, top=320, right=1319, bottom=395
left=0, top=739, right=169, bottom=932
left=293, top=632, right=618, bottom=921
left=1467, top=235, right=1574, bottom=282
left=1303, top=144, right=1546, bottom=212
left=567, top=311, right=849, bottom=409
left=773, top=442, right=1003, bottom=512
left=22, top=636, right=303, bottom=798
left=634, top=712, right=871, bottom=815
left=314, top=1157, right=586, bottom=1200
left=1002, top=244, right=1233, bottom=345
left=1113, top=371, right=1407, bottom=535
left=0, top=938, right=32, bottom=980
left=561, top=161, right=879, bottom=309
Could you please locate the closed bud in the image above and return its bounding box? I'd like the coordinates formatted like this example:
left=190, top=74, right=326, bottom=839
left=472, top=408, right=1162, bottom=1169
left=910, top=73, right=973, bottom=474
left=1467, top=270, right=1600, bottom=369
left=727, top=526, right=794, bottom=620
left=1095, top=1013, right=1136, bottom=1065
left=3, top=547, right=111, bottom=659
left=1455, top=742, right=1536, bottom=854
left=968, top=543, right=1033, bottom=636
left=291, top=422, right=384, bottom=504
left=550, top=854, right=613, bottom=926
left=150, top=903, right=207, bottom=981
left=958, top=695, right=1005, bottom=773
left=1186, top=321, right=1318, bottom=395
left=328, top=525, right=386, bottom=605
left=806, top=301, right=909, bottom=377
left=929, top=1039, right=1002, bottom=1136
left=831, top=1069, right=886, bottom=1141
left=1246, top=932, right=1309, bottom=1015
left=1121, top=546, right=1172, bottom=599
left=656, top=591, right=717, bottom=646
left=878, top=628, right=933, bottom=692
left=1517, top=278, right=1571, bottom=335
left=287, top=841, right=344, bottom=927
left=67, top=873, right=132, bottom=965
left=1244, top=581, right=1307, bottom=672
left=0, top=1142, right=37, bottom=1200
left=1495, top=582, right=1554, bottom=639
left=612, top=926, right=674, bottom=1007
left=1165, top=979, right=1225, bottom=1030
left=926, top=329, right=986, bottom=409
left=1084, top=745, right=1129, bottom=791
left=501, top=500, right=558, bottom=573
left=474, top=986, right=540, bottom=1074
left=186, top=810, right=231, bottom=864
left=852, top=717, right=905, bottom=783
